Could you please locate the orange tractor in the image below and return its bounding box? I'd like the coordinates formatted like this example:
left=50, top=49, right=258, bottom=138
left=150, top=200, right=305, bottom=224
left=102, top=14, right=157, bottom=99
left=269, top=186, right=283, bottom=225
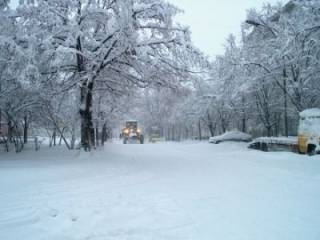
left=122, top=121, right=144, bottom=144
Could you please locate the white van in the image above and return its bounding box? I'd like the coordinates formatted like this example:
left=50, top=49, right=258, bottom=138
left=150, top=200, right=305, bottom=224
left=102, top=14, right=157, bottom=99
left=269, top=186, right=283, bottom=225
left=298, top=108, right=320, bottom=155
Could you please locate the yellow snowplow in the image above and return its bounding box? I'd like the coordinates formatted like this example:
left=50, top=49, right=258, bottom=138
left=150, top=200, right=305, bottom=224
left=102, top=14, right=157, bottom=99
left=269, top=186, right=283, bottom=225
left=298, top=108, right=320, bottom=155
left=122, top=121, right=144, bottom=144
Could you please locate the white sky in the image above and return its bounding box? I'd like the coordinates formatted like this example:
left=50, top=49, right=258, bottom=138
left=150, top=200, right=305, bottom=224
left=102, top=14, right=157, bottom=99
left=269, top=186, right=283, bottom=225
left=11, top=0, right=285, bottom=56
left=169, top=0, right=285, bottom=56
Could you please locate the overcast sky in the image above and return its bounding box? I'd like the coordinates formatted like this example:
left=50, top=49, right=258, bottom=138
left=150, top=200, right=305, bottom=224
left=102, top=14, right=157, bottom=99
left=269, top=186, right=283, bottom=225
left=169, top=0, right=285, bottom=56
left=11, top=0, right=285, bottom=57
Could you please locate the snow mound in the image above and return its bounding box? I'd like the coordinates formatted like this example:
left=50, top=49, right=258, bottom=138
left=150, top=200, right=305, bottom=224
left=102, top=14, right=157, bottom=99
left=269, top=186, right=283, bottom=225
left=209, top=131, right=252, bottom=144
left=300, top=108, right=320, bottom=118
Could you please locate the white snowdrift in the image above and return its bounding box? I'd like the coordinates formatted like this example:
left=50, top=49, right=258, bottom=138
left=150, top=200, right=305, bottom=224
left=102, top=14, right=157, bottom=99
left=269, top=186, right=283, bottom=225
left=209, top=131, right=252, bottom=144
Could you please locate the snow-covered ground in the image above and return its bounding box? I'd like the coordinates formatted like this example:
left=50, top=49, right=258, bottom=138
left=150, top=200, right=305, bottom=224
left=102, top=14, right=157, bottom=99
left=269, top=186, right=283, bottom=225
left=0, top=142, right=320, bottom=240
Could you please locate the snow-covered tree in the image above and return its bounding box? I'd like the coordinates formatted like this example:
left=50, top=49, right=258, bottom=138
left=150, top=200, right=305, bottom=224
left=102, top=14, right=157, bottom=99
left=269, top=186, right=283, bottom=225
left=16, top=0, right=201, bottom=150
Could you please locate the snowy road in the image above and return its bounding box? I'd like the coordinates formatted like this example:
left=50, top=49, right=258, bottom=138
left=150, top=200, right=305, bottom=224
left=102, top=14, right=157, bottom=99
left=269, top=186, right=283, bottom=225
left=0, top=142, right=320, bottom=240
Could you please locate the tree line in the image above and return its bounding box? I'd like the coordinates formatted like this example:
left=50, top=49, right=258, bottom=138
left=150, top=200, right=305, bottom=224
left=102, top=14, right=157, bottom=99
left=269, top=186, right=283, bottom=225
left=0, top=0, right=203, bottom=151
left=1, top=0, right=319, bottom=151
left=133, top=0, right=320, bottom=140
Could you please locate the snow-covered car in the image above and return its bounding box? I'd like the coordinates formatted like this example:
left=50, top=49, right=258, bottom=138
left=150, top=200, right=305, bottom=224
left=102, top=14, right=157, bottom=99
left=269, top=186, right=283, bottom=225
left=248, top=137, right=298, bottom=152
left=209, top=131, right=252, bottom=144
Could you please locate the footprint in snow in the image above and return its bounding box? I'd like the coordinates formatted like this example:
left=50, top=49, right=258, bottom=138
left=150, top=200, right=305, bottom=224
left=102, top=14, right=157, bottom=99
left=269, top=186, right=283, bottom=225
left=70, top=215, right=78, bottom=222
left=48, top=209, right=59, bottom=218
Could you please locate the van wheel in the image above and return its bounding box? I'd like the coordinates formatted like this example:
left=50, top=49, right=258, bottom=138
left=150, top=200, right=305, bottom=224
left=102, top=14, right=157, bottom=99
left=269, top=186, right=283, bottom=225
left=307, top=144, right=316, bottom=156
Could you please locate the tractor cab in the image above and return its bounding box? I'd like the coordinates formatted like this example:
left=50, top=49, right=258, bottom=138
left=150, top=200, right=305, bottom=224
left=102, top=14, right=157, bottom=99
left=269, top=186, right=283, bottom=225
left=122, top=121, right=144, bottom=144
left=298, top=108, right=320, bottom=155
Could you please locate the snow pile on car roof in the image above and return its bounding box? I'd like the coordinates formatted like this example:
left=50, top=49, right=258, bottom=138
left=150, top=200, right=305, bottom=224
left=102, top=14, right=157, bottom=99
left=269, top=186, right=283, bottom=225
left=300, top=108, right=320, bottom=118
left=209, top=131, right=252, bottom=144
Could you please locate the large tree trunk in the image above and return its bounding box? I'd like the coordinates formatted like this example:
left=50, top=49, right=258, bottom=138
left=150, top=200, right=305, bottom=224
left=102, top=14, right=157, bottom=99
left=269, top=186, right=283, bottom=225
left=53, top=128, right=56, bottom=146
left=23, top=115, right=28, bottom=144
left=241, top=96, right=246, bottom=133
left=80, top=80, right=95, bottom=151
left=241, top=117, right=246, bottom=133
left=266, top=125, right=272, bottom=137
left=8, top=119, right=13, bottom=142
left=76, top=32, right=95, bottom=151
left=95, top=123, right=99, bottom=147
left=101, top=123, right=107, bottom=146
left=198, top=119, right=202, bottom=141
left=208, top=123, right=214, bottom=137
